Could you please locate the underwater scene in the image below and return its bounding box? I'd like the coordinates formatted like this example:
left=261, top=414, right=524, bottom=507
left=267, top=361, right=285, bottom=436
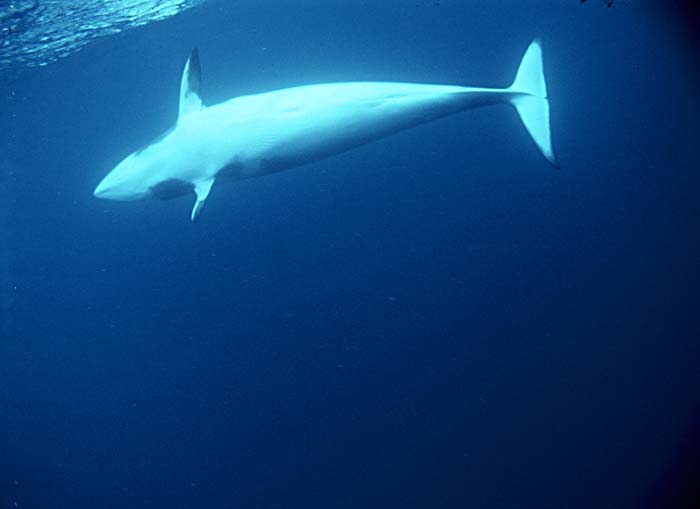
left=1, top=1, right=700, bottom=507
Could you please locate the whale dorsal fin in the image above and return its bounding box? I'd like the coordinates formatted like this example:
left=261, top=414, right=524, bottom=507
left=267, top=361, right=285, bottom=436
left=179, top=48, right=203, bottom=120
left=191, top=177, right=215, bottom=221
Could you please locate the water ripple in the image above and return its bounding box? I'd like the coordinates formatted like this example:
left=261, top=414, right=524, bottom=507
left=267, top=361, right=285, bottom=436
left=0, top=0, right=205, bottom=69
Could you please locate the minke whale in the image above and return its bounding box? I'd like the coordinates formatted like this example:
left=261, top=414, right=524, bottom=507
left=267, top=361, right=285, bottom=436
left=94, top=40, right=557, bottom=220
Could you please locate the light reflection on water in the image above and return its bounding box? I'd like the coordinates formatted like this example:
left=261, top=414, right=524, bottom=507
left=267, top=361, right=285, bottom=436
left=0, top=0, right=205, bottom=69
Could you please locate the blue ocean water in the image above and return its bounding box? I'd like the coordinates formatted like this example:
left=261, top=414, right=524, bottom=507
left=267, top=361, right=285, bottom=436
left=1, top=1, right=700, bottom=508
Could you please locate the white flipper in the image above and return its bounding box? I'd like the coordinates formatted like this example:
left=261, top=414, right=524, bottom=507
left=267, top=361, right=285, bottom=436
left=508, top=40, right=558, bottom=167
left=179, top=48, right=203, bottom=120
left=191, top=178, right=215, bottom=221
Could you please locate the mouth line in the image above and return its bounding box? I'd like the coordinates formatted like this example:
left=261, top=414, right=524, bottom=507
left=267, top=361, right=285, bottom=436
left=93, top=183, right=149, bottom=202
left=93, top=182, right=109, bottom=199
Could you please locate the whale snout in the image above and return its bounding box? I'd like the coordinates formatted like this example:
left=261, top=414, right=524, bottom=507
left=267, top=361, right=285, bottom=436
left=93, top=172, right=149, bottom=201
left=93, top=178, right=111, bottom=199
left=93, top=173, right=125, bottom=200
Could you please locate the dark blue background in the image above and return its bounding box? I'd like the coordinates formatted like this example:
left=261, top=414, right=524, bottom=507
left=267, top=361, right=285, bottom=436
left=2, top=1, right=699, bottom=508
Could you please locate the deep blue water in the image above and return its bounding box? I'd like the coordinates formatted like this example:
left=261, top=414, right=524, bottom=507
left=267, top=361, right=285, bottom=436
left=2, top=1, right=700, bottom=508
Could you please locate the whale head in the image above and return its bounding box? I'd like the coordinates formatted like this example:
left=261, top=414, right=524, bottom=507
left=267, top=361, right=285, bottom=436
left=93, top=149, right=157, bottom=201
left=94, top=48, right=212, bottom=220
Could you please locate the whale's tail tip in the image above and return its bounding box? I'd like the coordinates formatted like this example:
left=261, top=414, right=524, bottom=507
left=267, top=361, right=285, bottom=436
left=508, top=39, right=558, bottom=168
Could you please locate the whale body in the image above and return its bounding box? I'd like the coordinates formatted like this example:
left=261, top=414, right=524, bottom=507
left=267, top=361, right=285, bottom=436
left=94, top=40, right=557, bottom=220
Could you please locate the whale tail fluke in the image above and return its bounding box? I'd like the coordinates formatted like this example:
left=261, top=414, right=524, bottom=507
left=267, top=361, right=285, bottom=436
left=508, top=40, right=558, bottom=167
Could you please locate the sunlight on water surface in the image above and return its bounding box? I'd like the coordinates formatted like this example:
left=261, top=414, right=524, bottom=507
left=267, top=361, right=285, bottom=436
left=0, top=0, right=205, bottom=69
